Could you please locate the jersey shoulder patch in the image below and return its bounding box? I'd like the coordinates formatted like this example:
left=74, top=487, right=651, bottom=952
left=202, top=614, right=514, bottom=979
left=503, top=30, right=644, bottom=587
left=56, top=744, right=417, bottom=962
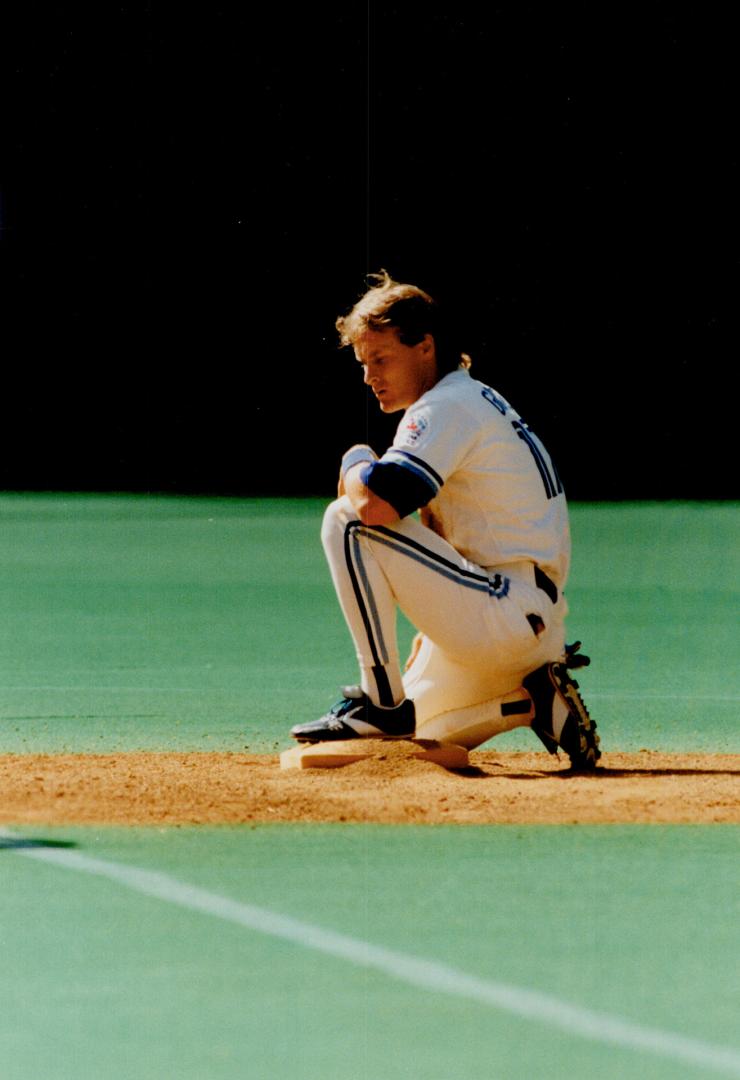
left=396, top=407, right=431, bottom=450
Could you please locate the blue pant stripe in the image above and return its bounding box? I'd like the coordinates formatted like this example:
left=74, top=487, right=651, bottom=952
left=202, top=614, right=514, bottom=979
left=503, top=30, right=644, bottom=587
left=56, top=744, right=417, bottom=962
left=357, top=526, right=510, bottom=599
left=351, top=530, right=390, bottom=663
left=343, top=521, right=395, bottom=706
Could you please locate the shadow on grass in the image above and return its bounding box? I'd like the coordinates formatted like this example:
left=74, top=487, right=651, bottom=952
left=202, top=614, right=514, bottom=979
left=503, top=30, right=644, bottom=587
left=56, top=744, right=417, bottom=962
left=0, top=837, right=77, bottom=850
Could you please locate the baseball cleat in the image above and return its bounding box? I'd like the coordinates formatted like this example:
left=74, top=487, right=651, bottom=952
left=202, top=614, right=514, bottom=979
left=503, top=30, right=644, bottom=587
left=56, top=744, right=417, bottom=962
left=290, top=686, right=416, bottom=742
left=523, top=645, right=601, bottom=770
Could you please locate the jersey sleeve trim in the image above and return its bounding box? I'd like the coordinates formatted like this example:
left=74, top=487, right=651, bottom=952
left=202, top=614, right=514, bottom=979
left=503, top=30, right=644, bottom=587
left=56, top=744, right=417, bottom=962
left=383, top=448, right=444, bottom=490
left=362, top=458, right=440, bottom=517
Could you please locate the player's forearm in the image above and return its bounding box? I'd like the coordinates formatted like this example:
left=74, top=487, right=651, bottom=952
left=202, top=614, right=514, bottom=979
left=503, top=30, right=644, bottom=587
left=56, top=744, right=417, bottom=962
left=343, top=464, right=400, bottom=526
left=339, top=445, right=400, bottom=526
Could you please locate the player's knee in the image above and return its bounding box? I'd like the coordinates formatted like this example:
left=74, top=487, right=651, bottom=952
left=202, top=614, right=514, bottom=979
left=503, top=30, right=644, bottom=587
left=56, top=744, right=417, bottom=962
left=321, top=495, right=355, bottom=548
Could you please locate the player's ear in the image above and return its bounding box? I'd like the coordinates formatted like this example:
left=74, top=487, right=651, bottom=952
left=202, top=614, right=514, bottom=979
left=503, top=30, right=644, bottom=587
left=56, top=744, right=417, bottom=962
left=419, top=333, right=436, bottom=357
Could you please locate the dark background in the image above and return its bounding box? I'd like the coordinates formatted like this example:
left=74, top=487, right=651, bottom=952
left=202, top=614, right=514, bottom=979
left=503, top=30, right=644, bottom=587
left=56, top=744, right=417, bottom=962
left=1, top=3, right=736, bottom=499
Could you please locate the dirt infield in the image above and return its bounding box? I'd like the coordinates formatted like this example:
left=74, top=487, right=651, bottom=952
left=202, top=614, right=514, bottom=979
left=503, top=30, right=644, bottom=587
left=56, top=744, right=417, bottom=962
left=1, top=747, right=738, bottom=824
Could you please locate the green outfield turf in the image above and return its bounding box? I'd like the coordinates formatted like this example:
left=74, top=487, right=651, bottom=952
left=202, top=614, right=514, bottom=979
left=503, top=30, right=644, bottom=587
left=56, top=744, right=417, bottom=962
left=1, top=494, right=738, bottom=1080
left=2, top=823, right=739, bottom=1080
left=0, top=493, right=737, bottom=753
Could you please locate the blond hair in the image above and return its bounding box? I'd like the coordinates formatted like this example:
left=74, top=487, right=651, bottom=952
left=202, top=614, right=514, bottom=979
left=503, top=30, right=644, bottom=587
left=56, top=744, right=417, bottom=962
left=336, top=270, right=471, bottom=372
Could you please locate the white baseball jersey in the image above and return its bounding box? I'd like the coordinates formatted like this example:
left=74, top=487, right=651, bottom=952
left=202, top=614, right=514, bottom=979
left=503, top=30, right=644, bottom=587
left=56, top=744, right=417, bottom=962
left=363, top=368, right=571, bottom=586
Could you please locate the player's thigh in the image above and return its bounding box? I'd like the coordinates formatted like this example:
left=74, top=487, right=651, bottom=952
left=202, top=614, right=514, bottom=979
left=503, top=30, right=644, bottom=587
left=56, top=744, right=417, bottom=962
left=354, top=518, right=512, bottom=655
left=367, top=532, right=547, bottom=664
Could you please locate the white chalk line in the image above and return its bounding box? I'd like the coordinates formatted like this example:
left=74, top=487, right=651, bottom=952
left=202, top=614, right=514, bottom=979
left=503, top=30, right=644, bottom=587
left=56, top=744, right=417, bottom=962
left=2, top=829, right=739, bottom=1077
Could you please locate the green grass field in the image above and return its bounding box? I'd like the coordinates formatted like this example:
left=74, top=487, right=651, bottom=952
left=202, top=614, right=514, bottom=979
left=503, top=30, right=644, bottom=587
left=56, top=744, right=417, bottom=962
left=1, top=494, right=739, bottom=1079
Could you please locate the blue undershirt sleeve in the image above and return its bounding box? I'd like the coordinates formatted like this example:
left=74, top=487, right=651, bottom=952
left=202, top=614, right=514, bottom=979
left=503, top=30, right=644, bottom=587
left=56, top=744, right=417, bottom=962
left=361, top=459, right=439, bottom=518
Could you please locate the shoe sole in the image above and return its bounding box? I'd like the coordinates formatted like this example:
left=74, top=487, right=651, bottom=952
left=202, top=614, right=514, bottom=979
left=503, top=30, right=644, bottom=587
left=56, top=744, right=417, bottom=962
left=293, top=733, right=414, bottom=743
left=292, top=722, right=415, bottom=743
left=549, top=662, right=601, bottom=769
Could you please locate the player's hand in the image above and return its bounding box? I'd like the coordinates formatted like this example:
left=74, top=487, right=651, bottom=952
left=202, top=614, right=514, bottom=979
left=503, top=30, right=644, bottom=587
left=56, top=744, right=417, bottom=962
left=404, top=632, right=424, bottom=672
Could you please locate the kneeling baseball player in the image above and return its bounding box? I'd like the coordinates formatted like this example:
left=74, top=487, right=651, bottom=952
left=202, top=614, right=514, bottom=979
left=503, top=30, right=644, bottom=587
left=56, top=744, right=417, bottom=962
left=290, top=271, right=600, bottom=769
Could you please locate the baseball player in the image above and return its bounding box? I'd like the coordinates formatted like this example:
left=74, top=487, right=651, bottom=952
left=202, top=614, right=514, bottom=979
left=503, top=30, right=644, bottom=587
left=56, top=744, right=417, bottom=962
left=290, top=271, right=600, bottom=768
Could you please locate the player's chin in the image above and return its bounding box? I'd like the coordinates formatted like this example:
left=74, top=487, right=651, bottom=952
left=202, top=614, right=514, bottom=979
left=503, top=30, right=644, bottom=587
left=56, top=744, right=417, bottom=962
left=377, top=397, right=402, bottom=413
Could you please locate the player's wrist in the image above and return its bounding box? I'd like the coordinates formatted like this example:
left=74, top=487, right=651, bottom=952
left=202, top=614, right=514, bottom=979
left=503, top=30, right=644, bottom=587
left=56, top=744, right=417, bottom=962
left=340, top=445, right=377, bottom=480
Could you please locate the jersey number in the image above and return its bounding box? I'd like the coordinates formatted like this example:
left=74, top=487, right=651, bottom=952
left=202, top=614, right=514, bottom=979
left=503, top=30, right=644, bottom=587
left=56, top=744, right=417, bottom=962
left=482, top=387, right=563, bottom=500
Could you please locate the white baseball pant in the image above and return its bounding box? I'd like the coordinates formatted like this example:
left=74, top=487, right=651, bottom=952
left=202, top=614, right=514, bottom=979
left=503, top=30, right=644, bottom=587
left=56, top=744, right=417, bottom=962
left=321, top=496, right=567, bottom=748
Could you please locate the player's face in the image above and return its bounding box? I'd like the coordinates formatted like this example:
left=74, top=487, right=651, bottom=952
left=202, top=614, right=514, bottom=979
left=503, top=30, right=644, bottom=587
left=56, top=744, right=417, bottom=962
left=354, top=327, right=438, bottom=413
